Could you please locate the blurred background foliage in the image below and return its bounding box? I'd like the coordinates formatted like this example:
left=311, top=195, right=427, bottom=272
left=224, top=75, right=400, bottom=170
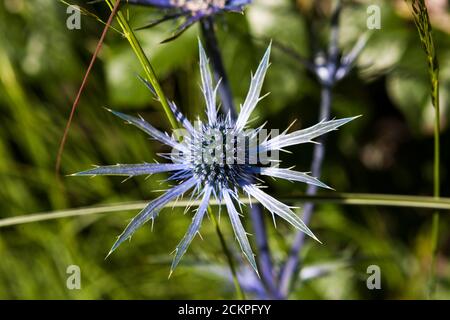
left=0, top=0, right=449, bottom=299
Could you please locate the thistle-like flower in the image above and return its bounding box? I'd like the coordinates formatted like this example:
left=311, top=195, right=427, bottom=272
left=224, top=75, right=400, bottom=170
left=73, top=40, right=357, bottom=275
left=128, top=0, right=251, bottom=41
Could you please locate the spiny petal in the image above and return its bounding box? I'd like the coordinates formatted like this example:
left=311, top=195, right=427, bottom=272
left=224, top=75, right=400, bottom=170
left=234, top=43, right=271, bottom=131
left=71, top=163, right=187, bottom=177
left=168, top=100, right=195, bottom=133
left=198, top=39, right=217, bottom=125
left=256, top=167, right=332, bottom=190
left=107, top=109, right=188, bottom=152
left=108, top=177, right=198, bottom=255
left=228, top=0, right=252, bottom=7
left=170, top=186, right=212, bottom=274
left=261, top=116, right=360, bottom=152
left=223, top=189, right=259, bottom=275
left=125, top=0, right=173, bottom=8
left=136, top=75, right=194, bottom=133
left=160, top=15, right=202, bottom=44
left=135, top=12, right=183, bottom=31
left=137, top=74, right=157, bottom=97
left=243, top=184, right=321, bottom=243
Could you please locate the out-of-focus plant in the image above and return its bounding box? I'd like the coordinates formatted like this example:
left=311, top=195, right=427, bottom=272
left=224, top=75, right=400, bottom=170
left=407, top=0, right=441, bottom=298
left=129, top=0, right=250, bottom=41
left=273, top=1, right=368, bottom=298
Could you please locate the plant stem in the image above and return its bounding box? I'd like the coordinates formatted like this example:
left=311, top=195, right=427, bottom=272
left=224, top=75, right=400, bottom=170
left=278, top=84, right=332, bottom=297
left=3, top=193, right=450, bottom=228
left=407, top=0, right=441, bottom=298
left=105, top=0, right=178, bottom=129
left=277, top=1, right=343, bottom=298
left=250, top=205, right=281, bottom=299
left=428, top=65, right=440, bottom=298
left=429, top=56, right=440, bottom=298
left=429, top=68, right=440, bottom=298
left=207, top=207, right=246, bottom=300
left=56, top=0, right=121, bottom=173
left=200, top=17, right=237, bottom=119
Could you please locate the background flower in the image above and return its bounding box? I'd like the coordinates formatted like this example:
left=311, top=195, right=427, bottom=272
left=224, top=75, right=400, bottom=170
left=128, top=0, right=251, bottom=41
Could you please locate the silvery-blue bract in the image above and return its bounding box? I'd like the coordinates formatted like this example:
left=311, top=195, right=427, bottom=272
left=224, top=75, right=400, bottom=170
left=73, top=40, right=357, bottom=275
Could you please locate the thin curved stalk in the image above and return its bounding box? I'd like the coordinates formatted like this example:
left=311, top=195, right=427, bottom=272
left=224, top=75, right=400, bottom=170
left=250, top=205, right=280, bottom=299
left=278, top=1, right=348, bottom=297
left=278, top=84, right=332, bottom=296
left=56, top=0, right=122, bottom=173
left=2, top=193, right=450, bottom=228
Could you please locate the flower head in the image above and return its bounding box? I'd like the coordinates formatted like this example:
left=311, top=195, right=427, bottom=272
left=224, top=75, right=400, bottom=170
left=73, top=40, right=357, bottom=274
left=128, top=0, right=251, bottom=41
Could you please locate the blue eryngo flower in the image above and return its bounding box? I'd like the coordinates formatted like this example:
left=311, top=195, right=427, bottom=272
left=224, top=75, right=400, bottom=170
left=128, top=0, right=251, bottom=41
left=73, top=41, right=357, bottom=275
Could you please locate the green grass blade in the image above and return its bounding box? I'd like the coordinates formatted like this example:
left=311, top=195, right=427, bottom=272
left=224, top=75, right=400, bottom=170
left=407, top=0, right=441, bottom=298
left=2, top=193, right=450, bottom=228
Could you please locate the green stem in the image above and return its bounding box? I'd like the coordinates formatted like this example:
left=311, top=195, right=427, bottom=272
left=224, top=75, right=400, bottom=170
left=207, top=207, right=246, bottom=300
left=433, top=75, right=440, bottom=200
left=429, top=212, right=439, bottom=297
left=408, top=0, right=441, bottom=298
left=429, top=71, right=440, bottom=298
left=104, top=0, right=178, bottom=129
left=3, top=193, right=450, bottom=228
